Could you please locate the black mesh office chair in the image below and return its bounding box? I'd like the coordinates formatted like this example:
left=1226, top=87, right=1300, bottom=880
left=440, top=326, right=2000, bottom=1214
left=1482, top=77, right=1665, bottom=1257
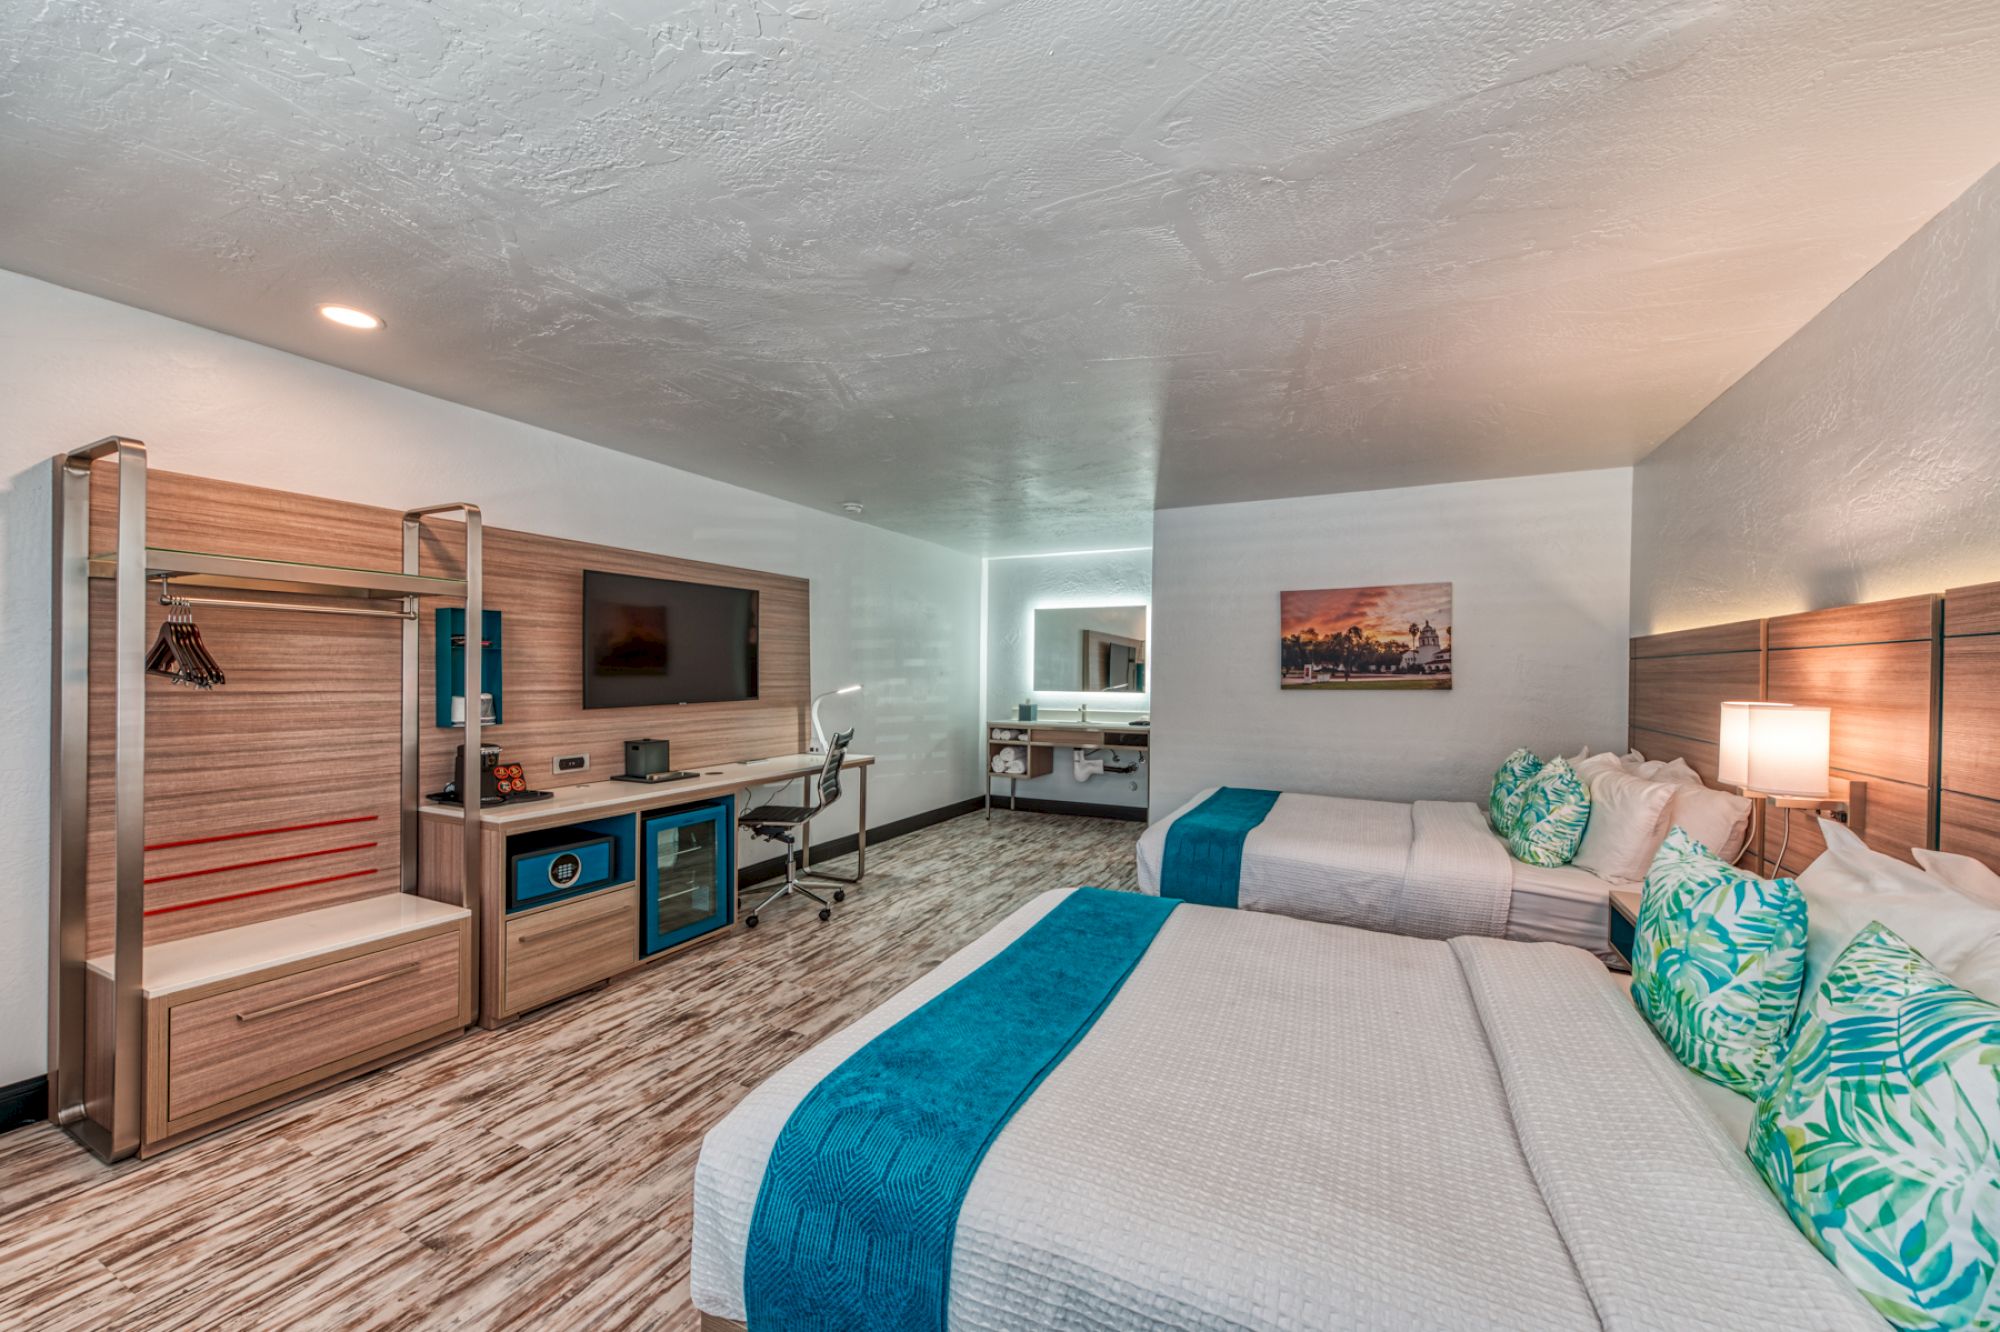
left=740, top=729, right=854, bottom=927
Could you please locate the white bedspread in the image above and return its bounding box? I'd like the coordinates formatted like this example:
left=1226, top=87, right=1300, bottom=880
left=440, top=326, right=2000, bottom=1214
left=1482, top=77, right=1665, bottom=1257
left=693, top=891, right=1884, bottom=1331
left=1136, top=788, right=1514, bottom=940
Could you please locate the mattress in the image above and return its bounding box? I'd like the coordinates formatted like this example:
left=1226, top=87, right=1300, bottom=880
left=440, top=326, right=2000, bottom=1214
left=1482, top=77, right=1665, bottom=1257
left=694, top=891, right=1883, bottom=1331
left=1139, top=788, right=1619, bottom=953
left=1507, top=857, right=1618, bottom=956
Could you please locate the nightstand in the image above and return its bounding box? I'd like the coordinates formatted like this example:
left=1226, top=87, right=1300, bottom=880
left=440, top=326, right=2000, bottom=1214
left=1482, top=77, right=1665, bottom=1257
left=1608, top=889, right=1641, bottom=968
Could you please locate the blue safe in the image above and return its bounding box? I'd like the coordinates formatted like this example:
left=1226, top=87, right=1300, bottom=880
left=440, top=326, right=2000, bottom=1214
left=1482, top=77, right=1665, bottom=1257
left=641, top=797, right=734, bottom=956
left=507, top=831, right=618, bottom=911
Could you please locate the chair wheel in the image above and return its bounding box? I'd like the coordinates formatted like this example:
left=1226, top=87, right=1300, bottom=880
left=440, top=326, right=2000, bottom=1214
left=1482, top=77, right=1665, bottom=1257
left=745, top=914, right=759, bottom=928
left=818, top=907, right=831, bottom=922
left=833, top=889, right=846, bottom=903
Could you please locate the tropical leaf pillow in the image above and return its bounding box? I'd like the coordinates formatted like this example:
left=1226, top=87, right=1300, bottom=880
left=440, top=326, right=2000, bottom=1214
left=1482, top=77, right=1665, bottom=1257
left=1487, top=748, right=1544, bottom=832
left=1630, top=827, right=1807, bottom=1093
left=1750, top=923, right=2000, bottom=1331
left=1505, top=757, right=1592, bottom=867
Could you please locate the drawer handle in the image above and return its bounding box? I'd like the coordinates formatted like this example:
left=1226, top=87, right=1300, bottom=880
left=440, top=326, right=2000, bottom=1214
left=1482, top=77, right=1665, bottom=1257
left=235, top=961, right=422, bottom=1022
left=519, top=909, right=622, bottom=947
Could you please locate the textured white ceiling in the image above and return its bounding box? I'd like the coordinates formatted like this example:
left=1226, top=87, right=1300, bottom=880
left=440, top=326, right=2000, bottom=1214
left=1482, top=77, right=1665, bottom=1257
left=2, top=1, right=1997, bottom=554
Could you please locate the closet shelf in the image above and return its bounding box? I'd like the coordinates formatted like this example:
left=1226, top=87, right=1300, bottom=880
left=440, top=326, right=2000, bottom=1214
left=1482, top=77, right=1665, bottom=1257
left=87, top=547, right=467, bottom=600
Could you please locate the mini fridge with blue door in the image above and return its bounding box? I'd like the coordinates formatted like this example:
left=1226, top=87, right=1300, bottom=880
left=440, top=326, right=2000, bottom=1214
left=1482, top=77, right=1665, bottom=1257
left=641, top=797, right=735, bottom=956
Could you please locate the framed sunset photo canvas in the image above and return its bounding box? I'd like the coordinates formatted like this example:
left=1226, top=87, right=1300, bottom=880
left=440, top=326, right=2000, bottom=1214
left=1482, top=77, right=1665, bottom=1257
left=1280, top=583, right=1452, bottom=690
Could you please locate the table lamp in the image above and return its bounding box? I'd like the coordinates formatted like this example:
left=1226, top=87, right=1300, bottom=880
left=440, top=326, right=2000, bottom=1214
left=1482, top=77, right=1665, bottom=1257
left=810, top=684, right=862, bottom=753
left=1717, top=701, right=1866, bottom=858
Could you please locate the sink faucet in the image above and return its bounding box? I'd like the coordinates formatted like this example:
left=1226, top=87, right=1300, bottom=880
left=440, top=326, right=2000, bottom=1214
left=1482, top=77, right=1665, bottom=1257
left=1080, top=682, right=1132, bottom=725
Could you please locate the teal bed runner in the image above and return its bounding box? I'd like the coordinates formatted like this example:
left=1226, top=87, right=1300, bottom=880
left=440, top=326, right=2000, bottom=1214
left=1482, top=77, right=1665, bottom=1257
left=742, top=887, right=1180, bottom=1332
left=1159, top=786, right=1281, bottom=907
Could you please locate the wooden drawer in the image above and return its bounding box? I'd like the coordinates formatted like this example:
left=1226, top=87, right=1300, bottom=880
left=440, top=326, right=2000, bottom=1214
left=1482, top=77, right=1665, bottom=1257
left=504, top=885, right=638, bottom=1016
left=165, top=931, right=463, bottom=1124
left=1031, top=728, right=1105, bottom=748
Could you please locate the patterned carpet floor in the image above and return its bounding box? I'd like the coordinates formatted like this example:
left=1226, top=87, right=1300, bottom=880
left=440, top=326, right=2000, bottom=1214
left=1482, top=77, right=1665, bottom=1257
left=0, top=810, right=1142, bottom=1331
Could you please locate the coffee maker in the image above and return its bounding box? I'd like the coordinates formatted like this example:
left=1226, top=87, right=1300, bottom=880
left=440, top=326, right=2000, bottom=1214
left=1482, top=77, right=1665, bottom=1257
left=443, top=743, right=541, bottom=805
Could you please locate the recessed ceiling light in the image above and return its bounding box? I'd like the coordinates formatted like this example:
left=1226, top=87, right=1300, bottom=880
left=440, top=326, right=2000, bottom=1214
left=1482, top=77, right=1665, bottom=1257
left=841, top=501, right=865, bottom=515
left=318, top=304, right=384, bottom=331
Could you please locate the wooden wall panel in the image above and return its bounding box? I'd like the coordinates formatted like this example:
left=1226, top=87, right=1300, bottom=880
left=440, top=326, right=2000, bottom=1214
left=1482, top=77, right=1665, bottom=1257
left=1630, top=619, right=1763, bottom=659
left=1767, top=595, right=1937, bottom=652
left=1942, top=635, right=2000, bottom=798
left=412, top=523, right=809, bottom=798
left=1765, top=642, right=1935, bottom=788
left=84, top=465, right=809, bottom=954
left=1627, top=620, right=1763, bottom=775
left=1940, top=793, right=2000, bottom=869
left=1761, top=595, right=1939, bottom=869
left=85, top=467, right=426, bottom=953
left=1940, top=581, right=2000, bottom=867
left=1945, top=582, right=2000, bottom=637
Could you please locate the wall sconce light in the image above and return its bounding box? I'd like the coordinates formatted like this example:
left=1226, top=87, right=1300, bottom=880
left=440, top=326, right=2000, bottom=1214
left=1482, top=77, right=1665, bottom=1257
left=810, top=684, right=863, bottom=754
left=1718, top=701, right=1866, bottom=869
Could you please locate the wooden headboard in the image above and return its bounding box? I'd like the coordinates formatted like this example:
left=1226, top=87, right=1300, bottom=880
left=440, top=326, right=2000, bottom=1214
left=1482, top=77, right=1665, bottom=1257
left=1631, top=586, right=1982, bottom=875
left=1761, top=596, right=1939, bottom=872
left=1941, top=581, right=2000, bottom=866
left=1627, top=619, right=1764, bottom=787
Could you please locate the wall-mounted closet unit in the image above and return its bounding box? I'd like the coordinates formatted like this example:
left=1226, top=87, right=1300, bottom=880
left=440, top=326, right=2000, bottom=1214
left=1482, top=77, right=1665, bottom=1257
left=49, top=438, right=485, bottom=1161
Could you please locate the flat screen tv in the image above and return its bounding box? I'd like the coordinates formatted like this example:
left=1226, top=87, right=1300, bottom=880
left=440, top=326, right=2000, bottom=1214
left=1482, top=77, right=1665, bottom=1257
left=582, top=570, right=759, bottom=708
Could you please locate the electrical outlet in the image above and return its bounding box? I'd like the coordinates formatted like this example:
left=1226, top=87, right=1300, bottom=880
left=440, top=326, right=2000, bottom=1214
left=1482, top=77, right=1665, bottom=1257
left=554, top=754, right=590, bottom=775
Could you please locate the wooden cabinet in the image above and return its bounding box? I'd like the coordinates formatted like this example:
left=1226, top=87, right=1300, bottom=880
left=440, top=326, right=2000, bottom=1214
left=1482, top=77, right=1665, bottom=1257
left=502, top=885, right=639, bottom=1018
left=88, top=895, right=473, bottom=1156
left=164, top=932, right=464, bottom=1127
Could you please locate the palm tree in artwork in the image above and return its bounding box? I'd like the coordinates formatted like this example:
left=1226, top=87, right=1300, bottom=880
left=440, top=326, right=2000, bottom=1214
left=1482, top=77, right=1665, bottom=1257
left=1344, top=624, right=1365, bottom=680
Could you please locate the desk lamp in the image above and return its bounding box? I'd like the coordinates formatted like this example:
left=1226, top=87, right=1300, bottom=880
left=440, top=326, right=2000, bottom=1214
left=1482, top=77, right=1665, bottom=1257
left=811, top=684, right=862, bottom=753
left=1718, top=701, right=1865, bottom=871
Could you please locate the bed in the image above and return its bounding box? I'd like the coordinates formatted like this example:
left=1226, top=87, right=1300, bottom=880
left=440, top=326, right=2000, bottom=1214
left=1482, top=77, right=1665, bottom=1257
left=692, top=888, right=1882, bottom=1331
left=1135, top=787, right=1619, bottom=954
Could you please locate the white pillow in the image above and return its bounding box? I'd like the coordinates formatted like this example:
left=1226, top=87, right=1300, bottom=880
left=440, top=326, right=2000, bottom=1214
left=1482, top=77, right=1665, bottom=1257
left=1797, top=820, right=2000, bottom=1006
left=1571, top=769, right=1676, bottom=883
left=1806, top=819, right=1952, bottom=896
left=1608, top=750, right=1749, bottom=859
left=1662, top=785, right=1754, bottom=863
left=1912, top=847, right=2000, bottom=908
left=1630, top=756, right=1700, bottom=786
left=1573, top=751, right=1626, bottom=784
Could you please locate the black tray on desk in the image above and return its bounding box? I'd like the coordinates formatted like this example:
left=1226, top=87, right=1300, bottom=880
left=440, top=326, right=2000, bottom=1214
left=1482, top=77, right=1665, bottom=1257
left=424, top=787, right=556, bottom=808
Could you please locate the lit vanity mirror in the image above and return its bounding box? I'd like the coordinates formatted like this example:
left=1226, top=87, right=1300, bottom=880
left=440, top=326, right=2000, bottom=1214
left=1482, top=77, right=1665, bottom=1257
left=1032, top=605, right=1149, bottom=693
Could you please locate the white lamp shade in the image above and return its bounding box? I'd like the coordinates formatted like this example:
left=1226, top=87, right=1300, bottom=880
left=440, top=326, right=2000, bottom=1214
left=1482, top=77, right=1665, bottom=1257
left=1717, top=701, right=1831, bottom=798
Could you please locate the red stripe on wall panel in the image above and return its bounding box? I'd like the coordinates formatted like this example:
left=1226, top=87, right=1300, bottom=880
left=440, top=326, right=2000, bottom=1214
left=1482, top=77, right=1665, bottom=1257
left=144, top=842, right=381, bottom=886
left=142, top=868, right=380, bottom=917
left=146, top=815, right=378, bottom=853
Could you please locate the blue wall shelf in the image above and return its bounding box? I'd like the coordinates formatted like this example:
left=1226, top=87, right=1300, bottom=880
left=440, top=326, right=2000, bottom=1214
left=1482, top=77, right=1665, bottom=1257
left=436, top=608, right=504, bottom=729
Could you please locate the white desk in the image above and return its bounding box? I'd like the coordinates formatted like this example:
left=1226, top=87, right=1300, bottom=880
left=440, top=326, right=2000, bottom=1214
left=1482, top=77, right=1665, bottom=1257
left=420, top=751, right=873, bottom=879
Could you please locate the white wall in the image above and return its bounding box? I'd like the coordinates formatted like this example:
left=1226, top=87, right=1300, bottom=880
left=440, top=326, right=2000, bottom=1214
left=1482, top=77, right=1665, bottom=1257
left=1633, top=164, right=2000, bottom=634
left=983, top=548, right=1152, bottom=810
left=1150, top=469, right=1633, bottom=817
left=0, top=270, right=982, bottom=1088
